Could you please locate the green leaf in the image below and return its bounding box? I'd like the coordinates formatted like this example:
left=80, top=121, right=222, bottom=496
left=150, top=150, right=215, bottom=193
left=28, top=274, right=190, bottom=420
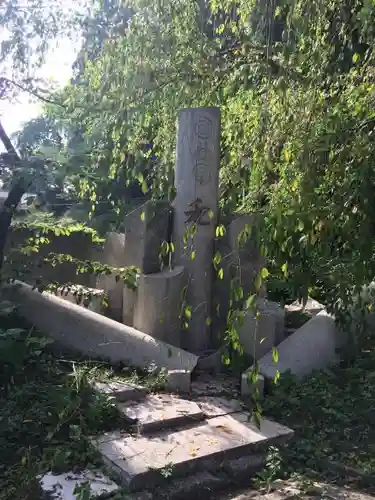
left=261, top=268, right=269, bottom=279
left=190, top=250, right=196, bottom=261
left=272, top=347, right=279, bottom=364
left=218, top=268, right=224, bottom=280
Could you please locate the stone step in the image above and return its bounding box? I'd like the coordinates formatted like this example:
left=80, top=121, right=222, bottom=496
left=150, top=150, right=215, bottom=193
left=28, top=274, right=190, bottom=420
left=93, top=380, right=149, bottom=402
left=92, top=412, right=293, bottom=491
left=117, top=393, right=205, bottom=433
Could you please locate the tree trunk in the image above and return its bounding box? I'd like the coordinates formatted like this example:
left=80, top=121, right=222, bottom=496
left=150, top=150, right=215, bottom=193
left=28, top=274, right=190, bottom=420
left=0, top=120, right=28, bottom=274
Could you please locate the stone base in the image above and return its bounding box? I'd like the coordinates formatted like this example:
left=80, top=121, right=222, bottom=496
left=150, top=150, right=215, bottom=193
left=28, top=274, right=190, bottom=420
left=92, top=414, right=293, bottom=491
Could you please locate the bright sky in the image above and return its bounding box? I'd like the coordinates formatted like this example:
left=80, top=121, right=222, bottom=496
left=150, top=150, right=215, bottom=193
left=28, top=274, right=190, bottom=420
left=0, top=36, right=78, bottom=140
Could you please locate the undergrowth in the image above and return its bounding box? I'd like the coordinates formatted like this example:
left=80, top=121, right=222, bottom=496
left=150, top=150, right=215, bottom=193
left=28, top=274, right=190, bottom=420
left=263, top=332, right=375, bottom=479
left=0, top=302, right=143, bottom=500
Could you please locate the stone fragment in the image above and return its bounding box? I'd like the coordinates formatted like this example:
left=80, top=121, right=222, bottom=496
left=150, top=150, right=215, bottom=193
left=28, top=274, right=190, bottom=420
left=133, top=266, right=185, bottom=346
left=173, top=107, right=221, bottom=352
left=94, top=232, right=126, bottom=322
left=124, top=200, right=171, bottom=274
left=93, top=413, right=293, bottom=490
left=258, top=310, right=345, bottom=380
left=241, top=371, right=265, bottom=399
left=166, top=369, right=191, bottom=394
left=117, top=393, right=204, bottom=433
left=39, top=470, right=119, bottom=499
left=196, top=347, right=227, bottom=373
left=1, top=281, right=199, bottom=373
left=94, top=380, right=148, bottom=402
left=191, top=372, right=240, bottom=398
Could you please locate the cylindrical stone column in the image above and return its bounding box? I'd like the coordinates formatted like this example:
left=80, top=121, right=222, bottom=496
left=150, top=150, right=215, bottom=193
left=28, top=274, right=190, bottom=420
left=173, top=107, right=220, bottom=353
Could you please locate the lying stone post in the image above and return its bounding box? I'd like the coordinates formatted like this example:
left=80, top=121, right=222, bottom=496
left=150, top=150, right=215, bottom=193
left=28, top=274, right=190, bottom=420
left=173, top=108, right=221, bottom=352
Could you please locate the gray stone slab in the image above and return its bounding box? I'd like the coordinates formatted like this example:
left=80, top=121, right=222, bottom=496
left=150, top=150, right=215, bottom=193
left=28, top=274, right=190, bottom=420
left=258, top=310, right=345, bottom=380
left=95, top=232, right=126, bottom=322
left=39, top=470, right=119, bottom=499
left=92, top=413, right=293, bottom=490
left=166, top=369, right=191, bottom=394
left=94, top=380, right=148, bottom=402
left=117, top=394, right=204, bottom=432
left=124, top=201, right=171, bottom=274
left=133, top=266, right=186, bottom=347
left=195, top=396, right=246, bottom=417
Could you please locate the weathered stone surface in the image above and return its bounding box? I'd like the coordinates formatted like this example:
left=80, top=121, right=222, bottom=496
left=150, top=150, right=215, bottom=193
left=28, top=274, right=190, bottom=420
left=173, top=107, right=221, bottom=352
left=124, top=201, right=171, bottom=274
left=1, top=281, right=199, bottom=372
left=54, top=285, right=106, bottom=315
left=93, top=413, right=293, bottom=490
left=227, top=214, right=266, bottom=298
left=166, top=369, right=191, bottom=394
left=122, top=282, right=138, bottom=326
left=196, top=347, right=227, bottom=373
left=117, top=394, right=204, bottom=433
left=191, top=373, right=240, bottom=399
left=258, top=310, right=345, bottom=380
left=195, top=396, right=246, bottom=418
left=241, top=372, right=265, bottom=399
left=39, top=470, right=119, bottom=499
left=153, top=471, right=227, bottom=500
left=286, top=297, right=325, bottom=315
left=238, top=300, right=285, bottom=359
left=94, top=380, right=148, bottom=402
left=94, top=232, right=126, bottom=322
left=133, top=266, right=185, bottom=346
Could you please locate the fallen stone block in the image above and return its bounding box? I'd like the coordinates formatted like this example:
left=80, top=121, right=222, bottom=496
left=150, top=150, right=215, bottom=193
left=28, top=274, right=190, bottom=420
left=39, top=469, right=119, bottom=499
left=166, top=369, right=191, bottom=394
left=1, top=281, right=199, bottom=373
left=117, top=394, right=204, bottom=433
left=94, top=380, right=149, bottom=402
left=92, top=413, right=293, bottom=491
left=258, top=310, right=345, bottom=381
left=133, top=266, right=185, bottom=347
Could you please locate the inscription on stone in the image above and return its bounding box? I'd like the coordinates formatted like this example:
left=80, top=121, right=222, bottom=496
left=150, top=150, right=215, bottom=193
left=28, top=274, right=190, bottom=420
left=191, top=116, right=213, bottom=186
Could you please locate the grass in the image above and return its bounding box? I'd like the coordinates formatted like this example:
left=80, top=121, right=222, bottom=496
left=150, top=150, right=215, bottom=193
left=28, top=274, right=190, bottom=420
left=263, top=333, right=375, bottom=478
left=0, top=304, right=169, bottom=500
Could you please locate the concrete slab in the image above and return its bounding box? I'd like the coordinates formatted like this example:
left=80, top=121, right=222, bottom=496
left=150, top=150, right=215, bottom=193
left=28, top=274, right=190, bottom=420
left=39, top=470, right=119, bottom=499
left=117, top=394, right=204, bottom=432
left=92, top=413, right=293, bottom=490
left=195, top=396, right=246, bottom=417
left=94, top=380, right=148, bottom=402
left=258, top=310, right=345, bottom=380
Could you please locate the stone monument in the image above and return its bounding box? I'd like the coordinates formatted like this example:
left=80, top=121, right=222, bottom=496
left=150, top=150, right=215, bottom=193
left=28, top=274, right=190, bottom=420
left=173, top=108, right=221, bottom=353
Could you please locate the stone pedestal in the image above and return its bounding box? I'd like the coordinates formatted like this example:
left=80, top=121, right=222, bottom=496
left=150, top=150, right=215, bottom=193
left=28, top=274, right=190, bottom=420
left=124, top=201, right=171, bottom=274
left=133, top=266, right=185, bottom=347
left=122, top=281, right=138, bottom=327
left=94, top=232, right=126, bottom=322
left=173, top=107, right=221, bottom=353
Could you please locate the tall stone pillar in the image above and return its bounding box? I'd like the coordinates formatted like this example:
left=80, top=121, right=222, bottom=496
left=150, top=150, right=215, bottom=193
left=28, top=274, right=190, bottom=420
left=173, top=107, right=220, bottom=353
